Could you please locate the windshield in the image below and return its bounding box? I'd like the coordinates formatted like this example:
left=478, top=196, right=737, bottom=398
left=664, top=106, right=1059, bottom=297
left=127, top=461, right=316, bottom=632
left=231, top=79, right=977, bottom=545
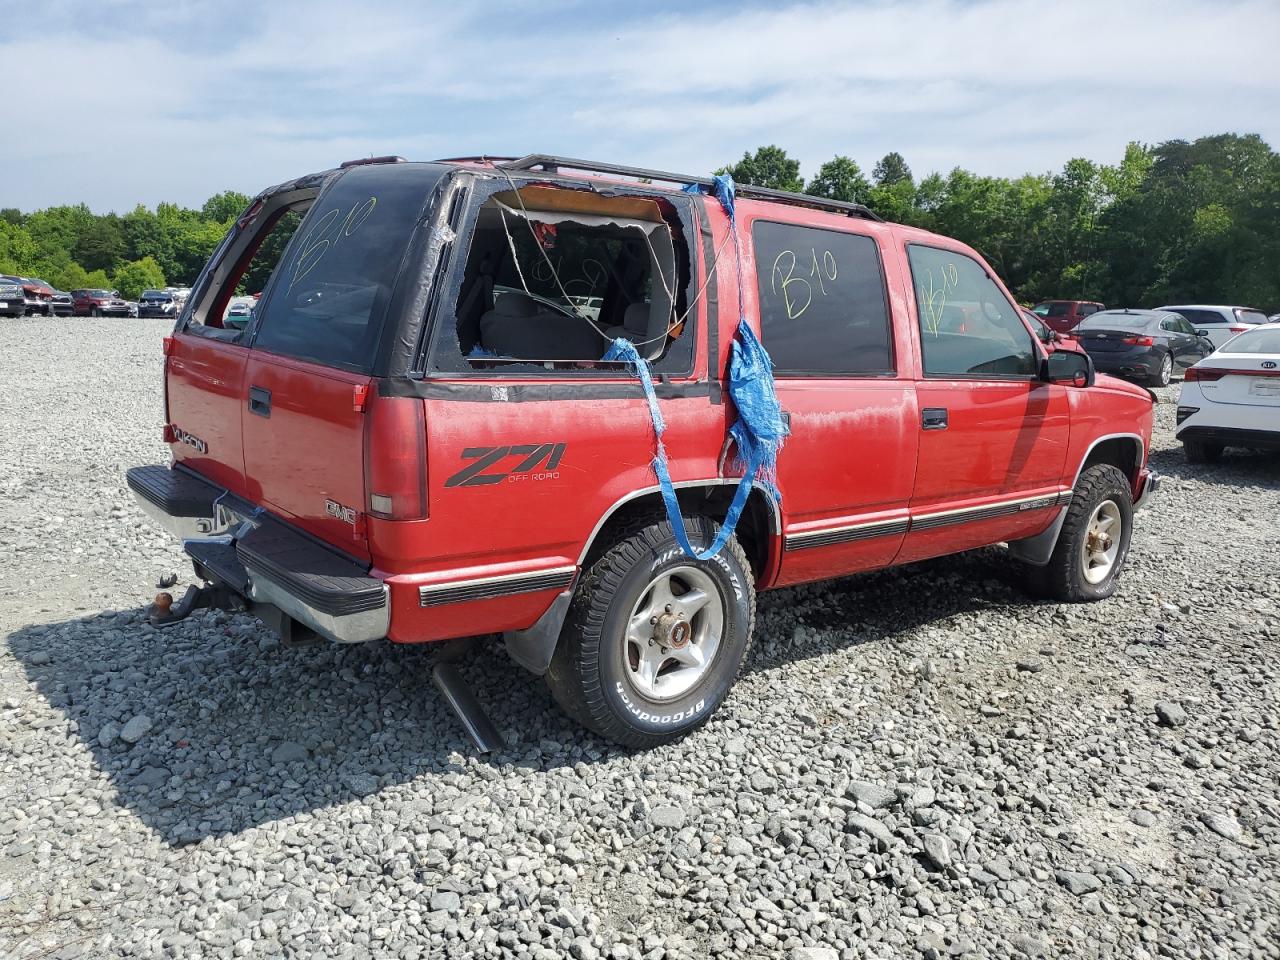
left=142, top=290, right=169, bottom=299
left=87, top=289, right=113, bottom=297
left=1223, top=328, right=1280, bottom=354
left=1077, top=312, right=1152, bottom=330
left=1235, top=309, right=1268, bottom=326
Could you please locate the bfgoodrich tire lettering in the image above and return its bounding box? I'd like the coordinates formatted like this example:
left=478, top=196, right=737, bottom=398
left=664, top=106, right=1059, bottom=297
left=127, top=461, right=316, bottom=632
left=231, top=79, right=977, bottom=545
left=1028, top=464, right=1133, bottom=602
left=545, top=516, right=755, bottom=748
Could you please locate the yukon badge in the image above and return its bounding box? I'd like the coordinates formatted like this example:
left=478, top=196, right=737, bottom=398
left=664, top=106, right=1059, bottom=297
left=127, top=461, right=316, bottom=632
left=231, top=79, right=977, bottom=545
left=325, top=499, right=358, bottom=524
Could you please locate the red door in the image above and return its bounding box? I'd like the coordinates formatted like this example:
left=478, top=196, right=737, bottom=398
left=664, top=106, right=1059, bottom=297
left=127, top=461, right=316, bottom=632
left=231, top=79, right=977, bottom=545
left=239, top=351, right=372, bottom=562
left=166, top=334, right=250, bottom=493
left=737, top=209, right=919, bottom=586
left=896, top=241, right=1070, bottom=563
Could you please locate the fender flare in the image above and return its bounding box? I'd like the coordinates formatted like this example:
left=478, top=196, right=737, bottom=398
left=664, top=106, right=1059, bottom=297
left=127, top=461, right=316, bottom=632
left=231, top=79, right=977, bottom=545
left=1008, top=432, right=1144, bottom=566
left=504, top=479, right=782, bottom=675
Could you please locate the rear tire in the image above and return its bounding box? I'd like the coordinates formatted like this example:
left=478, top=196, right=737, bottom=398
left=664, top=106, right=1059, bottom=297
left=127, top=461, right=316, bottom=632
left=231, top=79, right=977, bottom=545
left=1183, top=439, right=1223, bottom=463
left=1026, top=464, right=1133, bottom=602
left=545, top=515, right=755, bottom=748
left=1148, top=352, right=1173, bottom=387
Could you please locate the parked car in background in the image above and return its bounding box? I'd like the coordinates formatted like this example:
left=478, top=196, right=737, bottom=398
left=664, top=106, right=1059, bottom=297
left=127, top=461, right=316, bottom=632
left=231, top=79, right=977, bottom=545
left=1031, top=300, right=1105, bottom=334
left=1155, top=304, right=1270, bottom=349
left=1176, top=323, right=1280, bottom=462
left=46, top=285, right=74, bottom=316
left=1, top=275, right=54, bottom=315
left=125, top=301, right=139, bottom=318
left=223, top=297, right=255, bottom=330
left=1071, top=308, right=1214, bottom=387
left=71, top=288, right=131, bottom=317
left=0, top=278, right=24, bottom=317
left=138, top=289, right=178, bottom=318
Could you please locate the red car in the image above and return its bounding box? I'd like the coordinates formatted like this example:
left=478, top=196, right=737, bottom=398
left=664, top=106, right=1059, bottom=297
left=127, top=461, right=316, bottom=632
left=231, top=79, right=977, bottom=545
left=1032, top=299, right=1105, bottom=334
left=72, top=288, right=131, bottom=317
left=1, top=274, right=53, bottom=315
left=127, top=154, right=1158, bottom=748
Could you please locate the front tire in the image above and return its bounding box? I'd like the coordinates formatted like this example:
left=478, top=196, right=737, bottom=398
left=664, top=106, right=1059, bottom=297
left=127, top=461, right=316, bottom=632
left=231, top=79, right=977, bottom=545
left=546, top=516, right=755, bottom=748
left=1183, top=438, right=1223, bottom=463
left=1027, top=464, right=1134, bottom=602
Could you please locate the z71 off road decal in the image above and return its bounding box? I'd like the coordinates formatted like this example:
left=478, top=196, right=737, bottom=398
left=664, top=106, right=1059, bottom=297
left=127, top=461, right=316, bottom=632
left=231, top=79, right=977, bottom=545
left=444, top=443, right=567, bottom=488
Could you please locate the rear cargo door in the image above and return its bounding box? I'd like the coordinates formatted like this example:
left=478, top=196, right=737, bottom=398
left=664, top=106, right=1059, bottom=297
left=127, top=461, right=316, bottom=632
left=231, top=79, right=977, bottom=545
left=241, top=163, right=440, bottom=560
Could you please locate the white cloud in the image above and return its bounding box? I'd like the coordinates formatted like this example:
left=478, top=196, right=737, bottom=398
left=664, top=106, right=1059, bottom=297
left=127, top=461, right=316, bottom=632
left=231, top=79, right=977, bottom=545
left=0, top=0, right=1275, bottom=210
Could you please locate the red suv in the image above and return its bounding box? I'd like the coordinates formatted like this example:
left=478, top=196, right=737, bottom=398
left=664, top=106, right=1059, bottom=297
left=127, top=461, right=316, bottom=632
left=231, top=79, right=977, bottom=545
left=72, top=288, right=131, bottom=317
left=1032, top=299, right=1105, bottom=334
left=127, top=154, right=1158, bottom=748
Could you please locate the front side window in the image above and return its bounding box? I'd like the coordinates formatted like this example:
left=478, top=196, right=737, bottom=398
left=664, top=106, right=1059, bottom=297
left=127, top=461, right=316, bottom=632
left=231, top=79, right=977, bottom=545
left=751, top=220, right=893, bottom=374
left=908, top=245, right=1036, bottom=378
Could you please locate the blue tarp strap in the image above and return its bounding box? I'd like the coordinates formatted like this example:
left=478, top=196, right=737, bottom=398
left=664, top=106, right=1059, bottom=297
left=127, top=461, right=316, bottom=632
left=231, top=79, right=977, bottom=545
left=602, top=338, right=762, bottom=561
left=607, top=172, right=786, bottom=562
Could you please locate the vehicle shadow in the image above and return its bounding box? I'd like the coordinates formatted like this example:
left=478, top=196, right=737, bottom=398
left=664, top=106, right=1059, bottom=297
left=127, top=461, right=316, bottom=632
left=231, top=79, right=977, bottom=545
left=1148, top=444, right=1280, bottom=489
left=6, top=548, right=1031, bottom=847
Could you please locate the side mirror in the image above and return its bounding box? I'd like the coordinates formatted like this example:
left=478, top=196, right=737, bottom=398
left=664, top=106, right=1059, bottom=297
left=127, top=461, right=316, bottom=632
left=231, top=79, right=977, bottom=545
left=1196, top=329, right=1210, bottom=338
left=1042, top=348, right=1095, bottom=387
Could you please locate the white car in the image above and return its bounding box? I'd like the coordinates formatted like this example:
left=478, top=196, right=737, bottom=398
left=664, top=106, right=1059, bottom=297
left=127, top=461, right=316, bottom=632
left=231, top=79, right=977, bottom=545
left=1156, top=304, right=1270, bottom=350
left=1176, top=323, right=1280, bottom=462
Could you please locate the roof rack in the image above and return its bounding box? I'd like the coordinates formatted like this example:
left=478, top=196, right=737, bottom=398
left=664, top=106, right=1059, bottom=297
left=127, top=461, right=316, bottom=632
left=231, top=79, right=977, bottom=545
left=498, top=154, right=884, bottom=223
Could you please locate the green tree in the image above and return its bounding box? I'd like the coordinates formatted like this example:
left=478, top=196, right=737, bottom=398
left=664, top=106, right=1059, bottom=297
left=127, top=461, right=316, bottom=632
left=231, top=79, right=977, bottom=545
left=72, top=214, right=126, bottom=273
left=112, top=256, right=167, bottom=300
left=201, top=190, right=252, bottom=224
left=872, top=152, right=913, bottom=187
left=805, top=156, right=872, bottom=205
left=718, top=145, right=804, bottom=192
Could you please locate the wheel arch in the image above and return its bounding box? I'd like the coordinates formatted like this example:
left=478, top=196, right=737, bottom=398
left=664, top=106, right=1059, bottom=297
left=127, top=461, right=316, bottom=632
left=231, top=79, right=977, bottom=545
left=578, top=480, right=782, bottom=585
left=1010, top=432, right=1144, bottom=567
left=1075, top=433, right=1145, bottom=496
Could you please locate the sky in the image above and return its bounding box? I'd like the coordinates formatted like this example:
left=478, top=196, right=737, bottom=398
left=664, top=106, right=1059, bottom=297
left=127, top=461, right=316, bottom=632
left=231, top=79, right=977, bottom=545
left=2, top=0, right=1277, bottom=213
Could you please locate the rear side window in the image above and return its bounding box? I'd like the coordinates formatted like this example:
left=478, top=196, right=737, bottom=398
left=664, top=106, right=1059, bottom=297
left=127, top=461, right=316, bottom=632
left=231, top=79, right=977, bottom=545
left=253, top=164, right=435, bottom=372
left=1037, top=302, right=1069, bottom=317
left=751, top=220, right=893, bottom=374
left=1173, top=308, right=1226, bottom=325
left=908, top=245, right=1036, bottom=378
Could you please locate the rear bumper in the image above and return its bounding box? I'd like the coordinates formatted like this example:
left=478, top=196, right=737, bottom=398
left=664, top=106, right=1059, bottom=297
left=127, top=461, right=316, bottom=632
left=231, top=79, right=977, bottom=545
left=126, top=464, right=389, bottom=644
left=1176, top=425, right=1280, bottom=450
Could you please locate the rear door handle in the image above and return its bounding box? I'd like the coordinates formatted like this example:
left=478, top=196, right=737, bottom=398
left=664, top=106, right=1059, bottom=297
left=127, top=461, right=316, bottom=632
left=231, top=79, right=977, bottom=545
left=248, top=385, right=271, bottom=417
left=922, top=407, right=948, bottom=430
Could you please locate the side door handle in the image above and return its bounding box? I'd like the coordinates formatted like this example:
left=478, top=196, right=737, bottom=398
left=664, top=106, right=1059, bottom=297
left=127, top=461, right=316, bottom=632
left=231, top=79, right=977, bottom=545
left=922, top=407, right=948, bottom=431
left=248, top=385, right=271, bottom=417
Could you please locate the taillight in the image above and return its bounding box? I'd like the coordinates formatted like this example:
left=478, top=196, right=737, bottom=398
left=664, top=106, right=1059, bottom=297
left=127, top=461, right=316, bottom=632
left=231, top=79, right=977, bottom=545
left=363, top=393, right=428, bottom=520
left=1227, top=324, right=1249, bottom=334
left=1122, top=335, right=1154, bottom=346
left=1185, top=367, right=1225, bottom=382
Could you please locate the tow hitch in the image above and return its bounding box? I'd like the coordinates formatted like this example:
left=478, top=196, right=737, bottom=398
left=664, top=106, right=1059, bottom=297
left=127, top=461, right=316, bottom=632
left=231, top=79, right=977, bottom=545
left=148, top=583, right=246, bottom=627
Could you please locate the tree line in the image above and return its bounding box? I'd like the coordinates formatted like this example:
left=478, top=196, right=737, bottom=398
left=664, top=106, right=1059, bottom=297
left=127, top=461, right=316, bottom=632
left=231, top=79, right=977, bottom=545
left=0, top=190, right=251, bottom=300
left=2, top=132, right=1276, bottom=308
left=720, top=133, right=1278, bottom=310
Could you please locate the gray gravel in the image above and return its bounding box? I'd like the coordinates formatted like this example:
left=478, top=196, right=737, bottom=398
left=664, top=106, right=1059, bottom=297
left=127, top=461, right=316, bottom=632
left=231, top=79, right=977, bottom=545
left=2, top=316, right=1279, bottom=959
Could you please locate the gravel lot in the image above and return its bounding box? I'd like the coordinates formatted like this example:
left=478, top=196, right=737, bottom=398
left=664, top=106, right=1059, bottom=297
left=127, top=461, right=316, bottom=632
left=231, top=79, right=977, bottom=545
left=2, top=316, right=1278, bottom=959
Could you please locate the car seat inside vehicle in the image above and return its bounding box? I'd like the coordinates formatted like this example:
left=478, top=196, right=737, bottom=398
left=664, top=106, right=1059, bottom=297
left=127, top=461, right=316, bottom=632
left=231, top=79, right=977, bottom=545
left=451, top=188, right=685, bottom=367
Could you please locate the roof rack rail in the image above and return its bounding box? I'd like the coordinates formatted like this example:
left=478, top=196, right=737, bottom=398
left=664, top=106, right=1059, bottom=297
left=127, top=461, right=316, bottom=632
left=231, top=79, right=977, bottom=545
left=499, top=154, right=884, bottom=223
